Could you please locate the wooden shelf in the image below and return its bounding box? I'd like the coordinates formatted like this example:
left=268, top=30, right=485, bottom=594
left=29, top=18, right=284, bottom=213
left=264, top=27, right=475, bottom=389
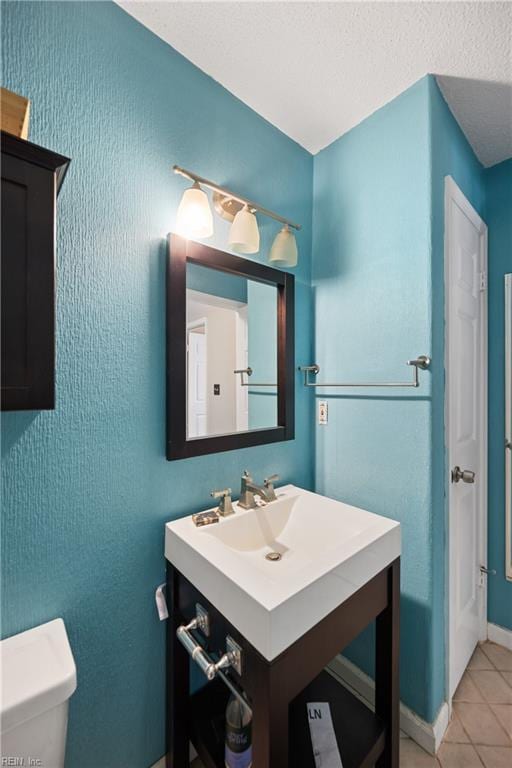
left=290, top=671, right=385, bottom=768
left=189, top=670, right=385, bottom=768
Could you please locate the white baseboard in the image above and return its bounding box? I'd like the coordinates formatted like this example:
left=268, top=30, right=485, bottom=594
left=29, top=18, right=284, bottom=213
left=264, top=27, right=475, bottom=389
left=488, top=622, right=512, bottom=650
left=431, top=702, right=450, bottom=755
left=327, top=655, right=449, bottom=755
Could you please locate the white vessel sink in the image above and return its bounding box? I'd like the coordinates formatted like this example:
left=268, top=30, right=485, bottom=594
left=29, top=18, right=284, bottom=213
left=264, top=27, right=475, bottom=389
left=165, top=485, right=400, bottom=660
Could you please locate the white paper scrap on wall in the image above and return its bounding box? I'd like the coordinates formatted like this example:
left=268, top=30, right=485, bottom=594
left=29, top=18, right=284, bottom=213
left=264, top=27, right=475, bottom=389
left=307, top=702, right=343, bottom=768
left=155, top=583, right=168, bottom=621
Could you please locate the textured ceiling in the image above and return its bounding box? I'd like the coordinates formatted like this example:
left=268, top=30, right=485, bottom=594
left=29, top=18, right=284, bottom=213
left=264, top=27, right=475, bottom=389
left=117, top=1, right=512, bottom=167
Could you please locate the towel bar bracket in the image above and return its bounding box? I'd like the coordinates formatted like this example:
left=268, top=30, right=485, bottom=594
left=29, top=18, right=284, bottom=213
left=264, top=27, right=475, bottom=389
left=234, top=367, right=277, bottom=388
left=298, top=355, right=431, bottom=389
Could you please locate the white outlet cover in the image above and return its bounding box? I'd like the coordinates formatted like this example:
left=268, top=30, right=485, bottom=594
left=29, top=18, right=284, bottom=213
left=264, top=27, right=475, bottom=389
left=318, top=400, right=328, bottom=425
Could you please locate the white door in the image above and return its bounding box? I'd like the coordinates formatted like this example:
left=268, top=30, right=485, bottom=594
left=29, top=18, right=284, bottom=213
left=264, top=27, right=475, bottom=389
left=187, top=328, right=207, bottom=438
left=445, top=177, right=488, bottom=702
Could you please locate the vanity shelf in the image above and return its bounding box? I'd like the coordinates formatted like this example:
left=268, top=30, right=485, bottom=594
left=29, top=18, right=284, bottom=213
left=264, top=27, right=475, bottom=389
left=189, top=671, right=385, bottom=768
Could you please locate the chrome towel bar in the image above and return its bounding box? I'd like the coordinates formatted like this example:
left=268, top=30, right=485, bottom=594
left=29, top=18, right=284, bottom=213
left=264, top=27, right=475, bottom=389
left=176, top=605, right=252, bottom=715
left=177, top=619, right=218, bottom=680
left=177, top=620, right=242, bottom=680
left=298, top=355, right=431, bottom=389
left=234, top=367, right=277, bottom=388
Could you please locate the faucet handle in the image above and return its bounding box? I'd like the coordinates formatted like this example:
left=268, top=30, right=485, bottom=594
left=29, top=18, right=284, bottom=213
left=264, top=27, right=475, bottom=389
left=211, top=487, right=232, bottom=499
left=242, top=469, right=253, bottom=481
left=263, top=474, right=279, bottom=502
left=210, top=488, right=234, bottom=517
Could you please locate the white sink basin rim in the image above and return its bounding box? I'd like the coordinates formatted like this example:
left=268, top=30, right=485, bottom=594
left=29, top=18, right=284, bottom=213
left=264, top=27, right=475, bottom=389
left=165, top=485, right=400, bottom=660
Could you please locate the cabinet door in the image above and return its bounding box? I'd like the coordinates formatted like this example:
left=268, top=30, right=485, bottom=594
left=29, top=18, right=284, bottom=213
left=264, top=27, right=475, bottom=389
left=1, top=153, right=56, bottom=410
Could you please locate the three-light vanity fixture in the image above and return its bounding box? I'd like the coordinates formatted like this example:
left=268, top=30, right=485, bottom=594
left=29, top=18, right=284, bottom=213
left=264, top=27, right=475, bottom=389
left=174, top=165, right=300, bottom=267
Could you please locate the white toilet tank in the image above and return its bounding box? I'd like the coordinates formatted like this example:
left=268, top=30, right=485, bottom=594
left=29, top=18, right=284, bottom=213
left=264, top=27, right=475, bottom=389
left=1, top=618, right=77, bottom=768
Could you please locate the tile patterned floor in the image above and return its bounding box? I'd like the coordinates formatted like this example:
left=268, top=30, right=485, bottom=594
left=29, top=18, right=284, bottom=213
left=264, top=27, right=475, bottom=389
left=401, top=641, right=512, bottom=768
left=191, top=641, right=512, bottom=768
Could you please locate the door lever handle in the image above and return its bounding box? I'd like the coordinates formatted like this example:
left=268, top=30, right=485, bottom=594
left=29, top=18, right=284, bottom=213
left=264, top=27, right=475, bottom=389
left=451, top=466, right=476, bottom=484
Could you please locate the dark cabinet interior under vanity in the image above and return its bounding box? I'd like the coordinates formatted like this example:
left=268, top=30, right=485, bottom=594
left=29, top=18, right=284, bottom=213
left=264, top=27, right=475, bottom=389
left=1, top=131, right=70, bottom=411
left=167, top=559, right=400, bottom=768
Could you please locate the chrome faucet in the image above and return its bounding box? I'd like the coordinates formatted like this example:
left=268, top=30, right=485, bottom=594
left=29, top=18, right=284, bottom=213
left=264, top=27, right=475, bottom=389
left=238, top=471, right=279, bottom=509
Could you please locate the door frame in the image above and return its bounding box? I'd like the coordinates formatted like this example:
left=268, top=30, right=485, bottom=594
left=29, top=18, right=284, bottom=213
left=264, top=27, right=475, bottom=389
left=186, top=317, right=207, bottom=438
left=444, top=175, right=488, bottom=706
left=505, top=274, right=512, bottom=581
left=235, top=306, right=249, bottom=432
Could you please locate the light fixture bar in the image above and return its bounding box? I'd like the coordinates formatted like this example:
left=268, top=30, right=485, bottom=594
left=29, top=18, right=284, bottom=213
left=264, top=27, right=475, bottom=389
left=173, top=165, right=301, bottom=231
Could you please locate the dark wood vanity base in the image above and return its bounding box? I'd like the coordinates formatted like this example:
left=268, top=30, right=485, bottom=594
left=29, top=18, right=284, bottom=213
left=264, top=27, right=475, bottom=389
left=166, top=558, right=399, bottom=768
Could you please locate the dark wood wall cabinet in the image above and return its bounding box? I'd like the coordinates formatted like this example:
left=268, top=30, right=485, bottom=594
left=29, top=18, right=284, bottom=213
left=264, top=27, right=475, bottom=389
left=167, top=558, right=400, bottom=768
left=1, top=131, right=70, bottom=410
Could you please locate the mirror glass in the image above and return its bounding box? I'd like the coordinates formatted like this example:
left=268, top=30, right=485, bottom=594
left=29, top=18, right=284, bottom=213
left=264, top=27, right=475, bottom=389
left=186, top=262, right=278, bottom=439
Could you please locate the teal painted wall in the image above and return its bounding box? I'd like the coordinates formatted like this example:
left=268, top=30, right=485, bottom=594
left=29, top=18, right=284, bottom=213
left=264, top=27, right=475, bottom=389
left=1, top=2, right=509, bottom=759
left=311, top=76, right=488, bottom=722
left=312, top=77, right=437, bottom=721
left=0, top=3, right=313, bottom=767
left=248, top=281, right=278, bottom=428
left=485, top=158, right=512, bottom=631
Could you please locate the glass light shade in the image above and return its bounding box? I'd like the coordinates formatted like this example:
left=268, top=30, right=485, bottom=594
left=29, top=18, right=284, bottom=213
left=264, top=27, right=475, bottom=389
left=175, top=182, right=213, bottom=239
left=228, top=205, right=260, bottom=254
left=268, top=225, right=298, bottom=267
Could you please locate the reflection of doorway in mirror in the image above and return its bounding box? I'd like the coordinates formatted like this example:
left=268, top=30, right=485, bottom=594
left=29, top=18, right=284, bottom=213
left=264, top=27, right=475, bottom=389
left=187, top=320, right=207, bottom=438
left=186, top=290, right=249, bottom=437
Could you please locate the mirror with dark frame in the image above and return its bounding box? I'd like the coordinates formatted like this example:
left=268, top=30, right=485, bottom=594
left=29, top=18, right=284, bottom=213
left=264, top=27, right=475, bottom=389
left=166, top=235, right=294, bottom=460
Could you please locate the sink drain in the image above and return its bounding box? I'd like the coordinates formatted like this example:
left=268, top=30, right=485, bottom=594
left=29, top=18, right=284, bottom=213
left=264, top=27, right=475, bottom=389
left=265, top=551, right=282, bottom=562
